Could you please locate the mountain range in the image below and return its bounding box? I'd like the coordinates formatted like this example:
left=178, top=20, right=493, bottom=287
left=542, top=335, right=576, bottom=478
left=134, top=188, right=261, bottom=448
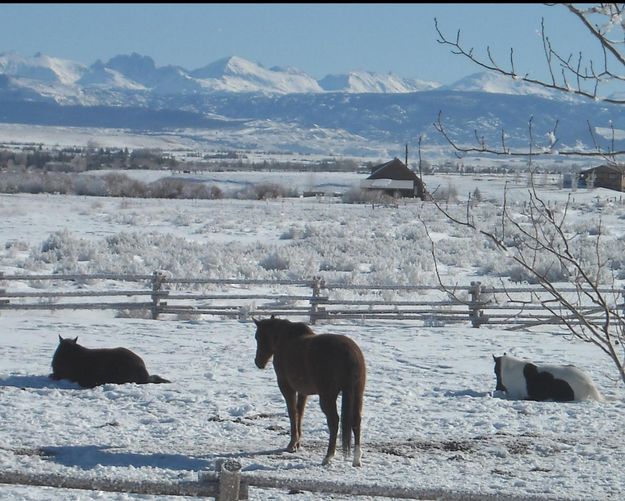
left=1, top=51, right=624, bottom=157
left=0, top=51, right=444, bottom=101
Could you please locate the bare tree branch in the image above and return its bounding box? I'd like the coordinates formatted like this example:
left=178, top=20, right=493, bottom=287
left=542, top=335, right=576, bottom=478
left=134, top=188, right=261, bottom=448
left=424, top=171, right=625, bottom=383
left=435, top=6, right=625, bottom=105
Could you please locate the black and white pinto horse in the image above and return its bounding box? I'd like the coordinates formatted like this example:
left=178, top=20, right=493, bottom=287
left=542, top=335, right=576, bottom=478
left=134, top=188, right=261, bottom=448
left=493, top=354, right=603, bottom=402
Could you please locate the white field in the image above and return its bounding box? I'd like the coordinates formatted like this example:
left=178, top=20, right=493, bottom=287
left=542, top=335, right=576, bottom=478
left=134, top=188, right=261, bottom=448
left=0, top=168, right=624, bottom=500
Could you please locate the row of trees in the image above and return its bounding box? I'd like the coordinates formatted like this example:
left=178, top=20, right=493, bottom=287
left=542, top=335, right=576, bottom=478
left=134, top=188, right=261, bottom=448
left=0, top=146, right=365, bottom=174
left=0, top=146, right=178, bottom=172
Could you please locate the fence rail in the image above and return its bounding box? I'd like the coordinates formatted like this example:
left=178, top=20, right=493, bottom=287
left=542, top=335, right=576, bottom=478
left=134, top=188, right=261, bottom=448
left=0, top=460, right=570, bottom=501
left=0, top=272, right=623, bottom=329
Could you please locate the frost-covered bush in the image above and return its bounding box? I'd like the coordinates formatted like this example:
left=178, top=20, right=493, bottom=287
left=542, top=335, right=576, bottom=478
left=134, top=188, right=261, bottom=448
left=430, top=181, right=459, bottom=203
left=101, top=173, right=148, bottom=198
left=259, top=252, right=290, bottom=271
left=0, top=169, right=225, bottom=200
left=341, top=187, right=396, bottom=205
left=74, top=175, right=108, bottom=196
left=235, top=183, right=298, bottom=200
left=34, top=229, right=99, bottom=273
left=570, top=219, right=611, bottom=237
left=148, top=179, right=187, bottom=198
left=280, top=225, right=306, bottom=240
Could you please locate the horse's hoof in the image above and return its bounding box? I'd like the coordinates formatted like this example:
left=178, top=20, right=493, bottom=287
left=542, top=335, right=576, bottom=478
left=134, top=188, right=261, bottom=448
left=353, top=446, right=362, bottom=466
left=286, top=443, right=299, bottom=453
left=321, top=455, right=334, bottom=466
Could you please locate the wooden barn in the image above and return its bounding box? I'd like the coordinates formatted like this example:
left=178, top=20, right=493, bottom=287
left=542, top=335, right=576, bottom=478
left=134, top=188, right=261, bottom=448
left=580, top=164, right=625, bottom=192
left=360, top=158, right=426, bottom=199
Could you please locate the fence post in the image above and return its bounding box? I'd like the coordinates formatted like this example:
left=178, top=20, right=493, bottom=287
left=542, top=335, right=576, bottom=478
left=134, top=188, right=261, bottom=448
left=309, top=276, right=324, bottom=325
left=0, top=271, right=4, bottom=316
left=151, top=271, right=165, bottom=320
left=217, top=459, right=244, bottom=501
left=469, top=281, right=484, bottom=328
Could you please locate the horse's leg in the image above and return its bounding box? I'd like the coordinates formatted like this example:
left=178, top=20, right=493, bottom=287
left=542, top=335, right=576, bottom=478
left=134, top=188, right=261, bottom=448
left=278, top=381, right=299, bottom=452
left=319, top=393, right=339, bottom=466
left=352, top=390, right=363, bottom=467
left=295, top=393, right=308, bottom=447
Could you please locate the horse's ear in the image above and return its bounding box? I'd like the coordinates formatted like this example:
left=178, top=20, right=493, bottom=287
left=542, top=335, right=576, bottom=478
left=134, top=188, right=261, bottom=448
left=58, top=335, right=63, bottom=342
left=73, top=337, right=78, bottom=343
left=270, top=314, right=275, bottom=319
left=252, top=317, right=259, bottom=326
left=492, top=354, right=497, bottom=361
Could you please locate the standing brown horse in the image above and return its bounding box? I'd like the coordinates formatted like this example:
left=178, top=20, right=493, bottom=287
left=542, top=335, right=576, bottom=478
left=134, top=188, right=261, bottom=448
left=253, top=316, right=366, bottom=466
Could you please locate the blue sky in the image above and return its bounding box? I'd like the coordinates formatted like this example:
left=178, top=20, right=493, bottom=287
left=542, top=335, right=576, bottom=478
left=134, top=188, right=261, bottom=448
left=0, top=3, right=602, bottom=85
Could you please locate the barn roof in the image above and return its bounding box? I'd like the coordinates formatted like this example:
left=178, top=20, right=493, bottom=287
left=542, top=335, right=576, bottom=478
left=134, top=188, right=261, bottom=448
left=582, top=164, right=625, bottom=174
left=367, top=158, right=419, bottom=181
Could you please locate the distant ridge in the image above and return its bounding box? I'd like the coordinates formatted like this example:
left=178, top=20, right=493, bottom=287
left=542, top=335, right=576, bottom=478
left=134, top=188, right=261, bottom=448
left=1, top=50, right=623, bottom=158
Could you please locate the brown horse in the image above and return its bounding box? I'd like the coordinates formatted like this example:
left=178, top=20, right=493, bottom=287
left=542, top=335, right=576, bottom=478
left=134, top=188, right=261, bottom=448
left=50, top=336, right=170, bottom=388
left=253, top=316, right=366, bottom=466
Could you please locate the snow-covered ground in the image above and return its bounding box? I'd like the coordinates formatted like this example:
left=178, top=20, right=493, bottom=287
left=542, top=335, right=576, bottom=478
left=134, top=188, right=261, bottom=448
left=1, top=170, right=624, bottom=500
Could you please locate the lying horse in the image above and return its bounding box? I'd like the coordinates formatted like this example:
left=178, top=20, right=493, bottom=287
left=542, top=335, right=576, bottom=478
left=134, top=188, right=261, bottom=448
left=253, top=316, right=366, bottom=466
left=51, top=336, right=170, bottom=388
left=493, top=353, right=603, bottom=402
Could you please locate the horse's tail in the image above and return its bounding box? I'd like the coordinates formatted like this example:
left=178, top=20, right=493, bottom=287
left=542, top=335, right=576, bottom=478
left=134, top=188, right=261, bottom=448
left=341, top=378, right=364, bottom=458
left=340, top=387, right=353, bottom=456
left=147, top=374, right=171, bottom=384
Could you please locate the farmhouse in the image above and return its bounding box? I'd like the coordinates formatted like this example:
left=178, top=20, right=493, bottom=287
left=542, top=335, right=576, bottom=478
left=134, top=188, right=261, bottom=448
left=360, top=158, right=426, bottom=199
left=579, top=164, right=625, bottom=192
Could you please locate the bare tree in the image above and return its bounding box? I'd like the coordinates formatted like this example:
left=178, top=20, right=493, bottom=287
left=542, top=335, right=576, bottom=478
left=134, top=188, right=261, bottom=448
left=421, top=177, right=625, bottom=384
left=420, top=4, right=625, bottom=387
left=434, top=3, right=625, bottom=161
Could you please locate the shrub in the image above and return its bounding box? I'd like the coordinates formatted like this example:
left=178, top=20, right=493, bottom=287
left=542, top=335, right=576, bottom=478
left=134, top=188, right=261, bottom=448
left=259, top=252, right=290, bottom=271
left=341, top=187, right=396, bottom=204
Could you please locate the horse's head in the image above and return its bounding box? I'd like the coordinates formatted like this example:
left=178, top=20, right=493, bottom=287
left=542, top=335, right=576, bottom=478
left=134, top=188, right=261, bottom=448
left=253, top=317, right=277, bottom=369
left=51, top=335, right=80, bottom=378
left=493, top=354, right=506, bottom=392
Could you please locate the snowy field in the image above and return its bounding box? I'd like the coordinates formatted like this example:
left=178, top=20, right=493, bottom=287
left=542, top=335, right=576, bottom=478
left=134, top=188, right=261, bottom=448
left=1, top=170, right=624, bottom=500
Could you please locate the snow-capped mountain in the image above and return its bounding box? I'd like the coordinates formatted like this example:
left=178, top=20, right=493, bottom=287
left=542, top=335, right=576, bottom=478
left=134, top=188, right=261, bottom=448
left=1, top=50, right=624, bottom=157
left=0, top=51, right=85, bottom=85
left=0, top=50, right=593, bottom=101
left=442, top=71, right=581, bottom=102
left=191, top=56, right=323, bottom=94
left=0, top=51, right=445, bottom=98
left=319, top=70, right=439, bottom=93
left=77, top=60, right=147, bottom=90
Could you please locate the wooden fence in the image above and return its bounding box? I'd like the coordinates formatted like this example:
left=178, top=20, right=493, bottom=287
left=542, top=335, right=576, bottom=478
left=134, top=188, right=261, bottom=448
left=0, top=459, right=570, bottom=500
left=0, top=272, right=623, bottom=329
left=0, top=273, right=603, bottom=499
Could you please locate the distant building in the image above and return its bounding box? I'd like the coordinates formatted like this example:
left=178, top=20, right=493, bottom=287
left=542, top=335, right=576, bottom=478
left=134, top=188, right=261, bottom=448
left=579, top=164, right=625, bottom=192
left=360, top=158, right=426, bottom=199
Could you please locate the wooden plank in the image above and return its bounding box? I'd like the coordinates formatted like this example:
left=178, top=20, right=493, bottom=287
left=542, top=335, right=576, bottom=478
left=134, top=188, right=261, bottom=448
left=322, top=299, right=468, bottom=306
left=243, top=473, right=558, bottom=501
left=0, top=470, right=222, bottom=498
left=0, top=273, right=152, bottom=281
left=164, top=294, right=324, bottom=301
left=0, top=302, right=153, bottom=310
left=1, top=290, right=155, bottom=298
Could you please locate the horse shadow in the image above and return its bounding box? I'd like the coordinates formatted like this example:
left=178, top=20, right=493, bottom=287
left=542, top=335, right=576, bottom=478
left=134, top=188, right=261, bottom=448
left=41, top=445, right=303, bottom=473
left=444, top=389, right=492, bottom=398
left=0, top=374, right=80, bottom=390
left=41, top=445, right=212, bottom=471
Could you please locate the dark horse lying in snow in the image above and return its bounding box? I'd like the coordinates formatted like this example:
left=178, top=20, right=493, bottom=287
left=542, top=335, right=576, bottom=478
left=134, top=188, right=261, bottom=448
left=50, top=336, right=170, bottom=388
left=493, top=353, right=602, bottom=402
left=253, top=316, right=366, bottom=466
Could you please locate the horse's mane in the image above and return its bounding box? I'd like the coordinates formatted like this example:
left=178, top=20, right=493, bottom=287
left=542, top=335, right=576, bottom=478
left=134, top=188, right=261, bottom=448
left=272, top=318, right=315, bottom=337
